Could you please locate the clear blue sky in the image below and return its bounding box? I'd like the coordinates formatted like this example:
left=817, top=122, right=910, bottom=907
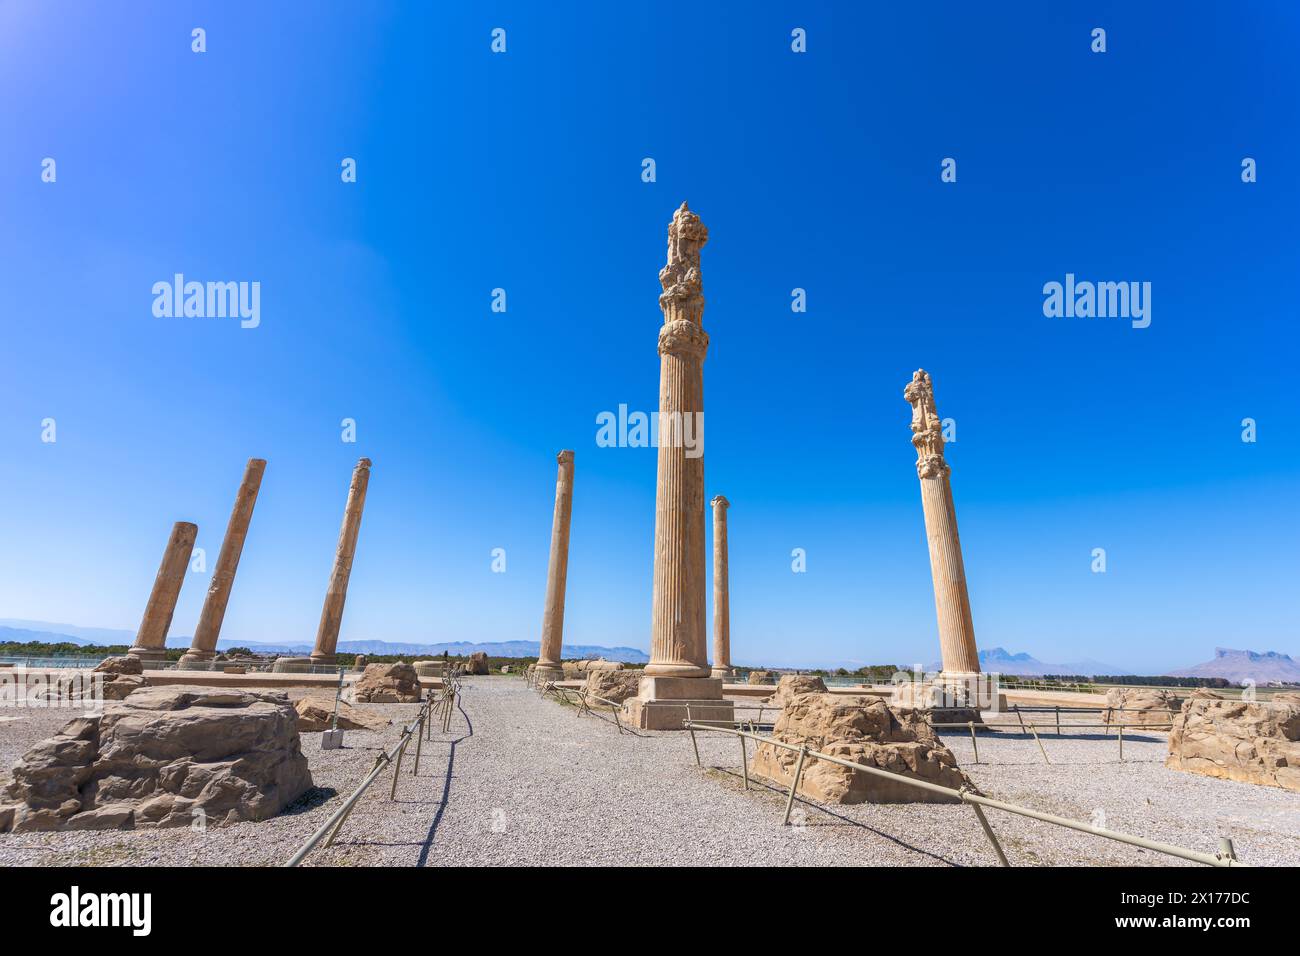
left=1, top=2, right=1296, bottom=673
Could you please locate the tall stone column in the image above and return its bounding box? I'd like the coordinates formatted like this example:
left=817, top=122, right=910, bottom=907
left=647, top=202, right=711, bottom=680
left=128, top=521, right=198, bottom=662
left=535, top=450, right=575, bottom=683
left=621, top=204, right=733, bottom=731
left=904, top=370, right=980, bottom=678
left=709, top=495, right=732, bottom=680
left=311, top=458, right=372, bottom=665
left=181, top=458, right=266, bottom=664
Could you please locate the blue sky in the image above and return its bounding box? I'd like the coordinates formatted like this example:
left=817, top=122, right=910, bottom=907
left=1, top=2, right=1296, bottom=673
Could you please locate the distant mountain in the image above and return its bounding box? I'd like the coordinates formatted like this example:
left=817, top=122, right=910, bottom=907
left=0, top=619, right=136, bottom=646
left=1166, top=648, right=1300, bottom=686
left=0, top=620, right=649, bottom=663
left=924, top=647, right=1126, bottom=677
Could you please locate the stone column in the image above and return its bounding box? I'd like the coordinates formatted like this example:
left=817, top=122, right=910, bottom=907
left=128, top=521, right=198, bottom=662
left=311, top=458, right=372, bottom=665
left=904, top=370, right=980, bottom=678
left=535, top=450, right=575, bottom=683
left=647, top=202, right=711, bottom=680
left=180, top=458, right=266, bottom=664
left=709, top=495, right=732, bottom=680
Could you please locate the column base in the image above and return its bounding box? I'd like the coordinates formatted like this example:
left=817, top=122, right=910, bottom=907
left=644, top=662, right=713, bottom=679
left=533, top=662, right=564, bottom=683
left=308, top=652, right=336, bottom=667
left=710, top=666, right=734, bottom=681
left=619, top=676, right=733, bottom=730
left=178, top=649, right=216, bottom=665
left=126, top=646, right=167, bottom=663
left=274, top=656, right=316, bottom=673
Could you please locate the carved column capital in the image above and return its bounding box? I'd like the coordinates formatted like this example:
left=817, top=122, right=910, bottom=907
left=659, top=319, right=709, bottom=359
left=658, top=202, right=708, bottom=326
left=904, top=369, right=949, bottom=479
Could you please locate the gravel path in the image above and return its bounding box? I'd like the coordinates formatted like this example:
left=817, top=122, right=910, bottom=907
left=1, top=679, right=1297, bottom=866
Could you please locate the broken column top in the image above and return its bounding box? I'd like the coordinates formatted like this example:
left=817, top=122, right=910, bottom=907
left=557, top=449, right=574, bottom=464
left=659, top=201, right=708, bottom=326
left=904, top=369, right=948, bottom=479
left=710, top=495, right=729, bottom=509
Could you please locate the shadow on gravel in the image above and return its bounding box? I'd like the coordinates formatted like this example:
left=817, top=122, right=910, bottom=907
left=708, top=766, right=966, bottom=866
left=416, top=690, right=475, bottom=867
left=282, top=786, right=339, bottom=816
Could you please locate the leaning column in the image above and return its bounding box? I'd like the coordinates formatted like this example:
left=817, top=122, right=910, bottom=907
left=904, top=370, right=981, bottom=689
left=310, top=458, right=372, bottom=665
left=535, top=450, right=575, bottom=683
left=709, top=495, right=732, bottom=680
left=128, top=521, right=198, bottom=662
left=180, top=458, right=266, bottom=664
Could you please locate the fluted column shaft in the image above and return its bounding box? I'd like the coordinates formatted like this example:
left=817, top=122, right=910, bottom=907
left=311, top=458, right=372, bottom=664
left=536, top=450, right=575, bottom=680
left=648, top=329, right=709, bottom=677
left=918, top=474, right=979, bottom=674
left=904, top=369, right=980, bottom=679
left=129, top=521, right=197, bottom=661
left=709, top=495, right=731, bottom=679
left=183, top=458, right=266, bottom=662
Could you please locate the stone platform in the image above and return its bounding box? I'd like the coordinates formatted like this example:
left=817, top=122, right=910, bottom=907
left=620, top=676, right=735, bottom=731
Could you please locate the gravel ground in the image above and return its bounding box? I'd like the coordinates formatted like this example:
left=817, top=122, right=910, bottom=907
left=0, top=679, right=1297, bottom=867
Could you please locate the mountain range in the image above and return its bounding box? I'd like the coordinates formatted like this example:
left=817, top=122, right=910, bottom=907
left=0, top=620, right=649, bottom=663
left=925, top=647, right=1124, bottom=677
left=5, top=619, right=1297, bottom=682
left=1166, top=647, right=1300, bottom=686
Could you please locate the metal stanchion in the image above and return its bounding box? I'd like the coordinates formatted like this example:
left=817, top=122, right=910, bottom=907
left=968, top=720, right=979, bottom=764
left=1028, top=723, right=1051, bottom=764
left=782, top=746, right=808, bottom=825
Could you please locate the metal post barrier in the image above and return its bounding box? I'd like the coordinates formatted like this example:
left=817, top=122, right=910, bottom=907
left=1055, top=705, right=1061, bottom=737
left=740, top=733, right=749, bottom=790
left=1013, top=704, right=1027, bottom=733
left=681, top=722, right=1238, bottom=867
left=1118, top=722, right=1124, bottom=762
left=969, top=799, right=1010, bottom=866
left=687, top=704, right=701, bottom=766
left=1028, top=723, right=1051, bottom=764
left=968, top=720, right=979, bottom=764
left=783, top=745, right=808, bottom=825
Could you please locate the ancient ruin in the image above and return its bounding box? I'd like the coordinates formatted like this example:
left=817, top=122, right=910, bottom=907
left=311, top=458, right=372, bottom=665
left=293, top=696, right=391, bottom=733
left=352, top=662, right=421, bottom=703
left=1167, top=691, right=1300, bottom=792
left=622, top=202, right=733, bottom=730
left=181, top=458, right=266, bottom=665
left=710, top=495, right=732, bottom=680
left=128, top=521, right=198, bottom=663
left=582, top=669, right=642, bottom=705
left=535, top=450, right=575, bottom=684
left=902, top=370, right=986, bottom=709
left=1105, top=687, right=1181, bottom=727
left=749, top=691, right=976, bottom=804
left=0, top=687, right=312, bottom=833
